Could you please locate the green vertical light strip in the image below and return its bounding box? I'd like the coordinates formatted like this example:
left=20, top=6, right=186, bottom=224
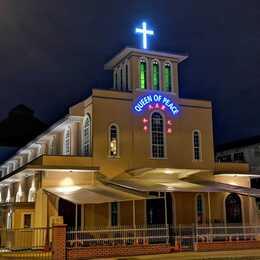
left=164, top=64, right=172, bottom=92
left=152, top=63, right=159, bottom=90
left=140, top=61, right=146, bottom=89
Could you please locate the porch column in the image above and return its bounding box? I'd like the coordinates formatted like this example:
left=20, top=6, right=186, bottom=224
left=133, top=200, right=136, bottom=226
left=75, top=203, right=78, bottom=230
left=164, top=192, right=168, bottom=225
left=248, top=194, right=255, bottom=225
left=81, top=204, right=85, bottom=229
left=207, top=192, right=212, bottom=225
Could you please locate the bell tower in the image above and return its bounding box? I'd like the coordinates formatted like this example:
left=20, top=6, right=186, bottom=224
left=104, top=47, right=188, bottom=96
left=105, top=21, right=188, bottom=95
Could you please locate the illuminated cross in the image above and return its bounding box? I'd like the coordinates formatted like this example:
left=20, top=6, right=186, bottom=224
left=135, top=22, right=154, bottom=49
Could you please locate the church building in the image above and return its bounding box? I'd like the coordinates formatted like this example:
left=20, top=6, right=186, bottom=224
left=0, top=23, right=259, bottom=230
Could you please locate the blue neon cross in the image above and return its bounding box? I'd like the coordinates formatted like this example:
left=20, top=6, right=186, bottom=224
left=135, top=22, right=154, bottom=49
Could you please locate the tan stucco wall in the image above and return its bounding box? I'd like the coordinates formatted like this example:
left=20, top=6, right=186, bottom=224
left=13, top=208, right=34, bottom=229
left=90, top=89, right=214, bottom=179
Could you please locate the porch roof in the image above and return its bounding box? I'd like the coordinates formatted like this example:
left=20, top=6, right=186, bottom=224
left=44, top=180, right=150, bottom=204
left=105, top=167, right=260, bottom=197
left=0, top=155, right=99, bottom=186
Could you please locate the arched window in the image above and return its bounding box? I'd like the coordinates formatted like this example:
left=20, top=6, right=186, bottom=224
left=8, top=162, right=16, bottom=174
left=193, top=130, right=201, bottom=160
left=27, top=150, right=33, bottom=162
left=140, top=59, right=147, bottom=89
left=117, top=68, right=121, bottom=90
left=151, top=112, right=165, bottom=158
left=109, top=124, right=119, bottom=157
left=82, top=114, right=91, bottom=156
left=152, top=60, right=160, bottom=90
left=164, top=63, right=172, bottom=92
left=124, top=61, right=130, bottom=91
left=2, top=166, right=7, bottom=177
left=13, top=160, right=19, bottom=170
left=8, top=163, right=14, bottom=174
left=196, top=194, right=205, bottom=224
left=64, top=127, right=71, bottom=155
left=19, top=157, right=24, bottom=167
left=113, top=69, right=118, bottom=89
left=110, top=202, right=119, bottom=226
left=120, top=67, right=123, bottom=89
left=225, top=193, right=242, bottom=224
left=37, top=145, right=42, bottom=157
left=49, top=136, right=56, bottom=155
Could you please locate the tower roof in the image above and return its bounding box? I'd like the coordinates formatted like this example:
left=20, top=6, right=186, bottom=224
left=104, top=47, right=188, bottom=70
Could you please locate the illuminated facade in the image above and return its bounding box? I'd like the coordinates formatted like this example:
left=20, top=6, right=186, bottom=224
left=0, top=47, right=259, bottom=229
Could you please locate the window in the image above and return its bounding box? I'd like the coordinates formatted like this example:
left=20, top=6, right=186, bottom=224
left=193, top=130, right=201, bottom=160
left=8, top=163, right=13, bottom=173
left=233, top=152, right=245, bottom=162
left=117, top=69, right=121, bottom=90
left=225, top=193, right=242, bottom=224
left=82, top=114, right=91, bottom=156
left=113, top=69, right=118, bottom=89
left=255, top=146, right=260, bottom=157
left=64, top=127, right=71, bottom=155
left=196, top=194, right=204, bottom=224
left=125, top=62, right=129, bottom=91
left=49, top=136, right=56, bottom=155
left=37, top=145, right=42, bottom=157
left=151, top=112, right=165, bottom=158
left=23, top=214, right=32, bottom=228
left=152, top=60, right=160, bottom=90
left=1, top=167, right=7, bottom=177
left=120, top=67, right=123, bottom=89
left=14, top=160, right=19, bottom=170
left=218, top=154, right=232, bottom=162
left=164, top=63, right=172, bottom=92
left=140, top=59, right=147, bottom=89
left=110, top=202, right=119, bottom=226
left=109, top=124, right=119, bottom=157
left=27, top=151, right=33, bottom=162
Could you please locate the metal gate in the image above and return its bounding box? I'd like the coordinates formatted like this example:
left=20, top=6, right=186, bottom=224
left=176, top=225, right=194, bottom=251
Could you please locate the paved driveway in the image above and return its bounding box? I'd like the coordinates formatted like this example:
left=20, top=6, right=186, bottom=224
left=96, top=249, right=260, bottom=260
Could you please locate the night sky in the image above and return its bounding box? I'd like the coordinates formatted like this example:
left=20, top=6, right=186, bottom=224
left=0, top=0, right=259, bottom=145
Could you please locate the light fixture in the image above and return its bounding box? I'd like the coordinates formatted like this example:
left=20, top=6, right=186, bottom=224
left=164, top=169, right=174, bottom=175
left=56, top=186, right=81, bottom=194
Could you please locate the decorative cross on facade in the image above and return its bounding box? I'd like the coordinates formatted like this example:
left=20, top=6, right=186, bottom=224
left=135, top=22, right=154, bottom=49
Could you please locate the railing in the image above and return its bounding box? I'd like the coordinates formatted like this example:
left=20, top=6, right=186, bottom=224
left=66, top=224, right=171, bottom=247
left=66, top=224, right=260, bottom=250
left=0, top=227, right=52, bottom=251
left=195, top=225, right=260, bottom=242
